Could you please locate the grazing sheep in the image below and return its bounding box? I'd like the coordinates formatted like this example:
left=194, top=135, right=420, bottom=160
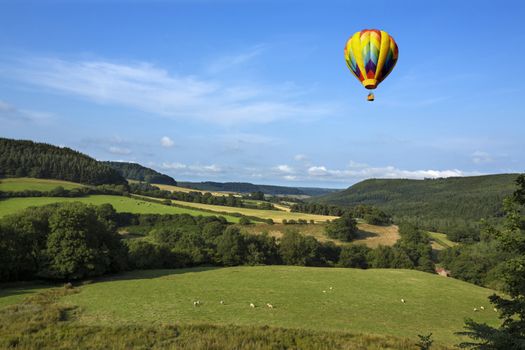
left=329, top=286, right=333, bottom=290
left=250, top=303, right=255, bottom=308
left=494, top=308, right=498, bottom=312
left=266, top=303, right=274, bottom=309
left=219, top=300, right=224, bottom=305
left=473, top=308, right=478, bottom=312
left=401, top=299, right=405, bottom=304
left=193, top=301, right=201, bottom=307
left=480, top=306, right=485, bottom=310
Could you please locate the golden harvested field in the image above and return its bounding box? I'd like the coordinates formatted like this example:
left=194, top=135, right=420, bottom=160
left=151, top=182, right=240, bottom=197
left=167, top=199, right=338, bottom=223
left=241, top=223, right=400, bottom=247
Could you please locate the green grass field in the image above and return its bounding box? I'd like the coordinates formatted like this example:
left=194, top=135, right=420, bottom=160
left=55, top=266, right=499, bottom=346
left=428, top=232, right=458, bottom=250
left=0, top=195, right=241, bottom=223
left=167, top=198, right=338, bottom=223
left=0, top=177, right=84, bottom=191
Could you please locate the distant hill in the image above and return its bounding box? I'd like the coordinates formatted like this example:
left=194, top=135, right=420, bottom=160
left=178, top=181, right=340, bottom=197
left=311, top=174, right=521, bottom=234
left=0, top=138, right=126, bottom=186
left=103, top=161, right=177, bottom=186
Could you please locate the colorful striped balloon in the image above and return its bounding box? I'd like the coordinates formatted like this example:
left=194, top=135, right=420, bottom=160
left=344, top=29, right=398, bottom=90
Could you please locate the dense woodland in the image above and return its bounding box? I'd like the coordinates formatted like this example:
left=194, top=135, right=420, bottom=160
left=291, top=202, right=392, bottom=225
left=313, top=174, right=518, bottom=241
left=0, top=138, right=126, bottom=186
left=0, top=202, right=434, bottom=282
left=103, top=161, right=177, bottom=185
left=179, top=181, right=339, bottom=197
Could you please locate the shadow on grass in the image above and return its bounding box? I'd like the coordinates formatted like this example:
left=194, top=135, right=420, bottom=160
left=90, top=266, right=224, bottom=284
left=355, top=229, right=379, bottom=239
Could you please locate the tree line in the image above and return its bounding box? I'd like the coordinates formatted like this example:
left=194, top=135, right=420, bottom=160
left=0, top=138, right=126, bottom=186
left=0, top=202, right=434, bottom=283
left=291, top=202, right=392, bottom=225
left=103, top=161, right=177, bottom=186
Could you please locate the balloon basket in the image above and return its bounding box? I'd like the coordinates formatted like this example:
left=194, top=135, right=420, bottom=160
left=367, top=93, right=375, bottom=101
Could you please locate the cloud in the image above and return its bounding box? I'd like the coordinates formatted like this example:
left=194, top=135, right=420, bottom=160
left=294, top=154, right=308, bottom=161
left=208, top=44, right=266, bottom=73
left=0, top=100, right=53, bottom=123
left=160, top=136, right=174, bottom=148
left=274, top=164, right=294, bottom=174
left=108, top=146, right=131, bottom=155
left=472, top=151, right=493, bottom=164
left=162, top=162, right=223, bottom=177
left=3, top=56, right=332, bottom=124
left=305, top=163, right=479, bottom=181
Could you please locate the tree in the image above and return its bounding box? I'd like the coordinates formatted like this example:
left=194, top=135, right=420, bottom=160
left=43, top=203, right=126, bottom=280
left=325, top=213, right=358, bottom=242
left=278, top=230, right=319, bottom=266
left=216, top=226, right=246, bottom=266
left=457, top=174, right=525, bottom=349
left=239, top=217, right=251, bottom=225
left=338, top=245, right=371, bottom=268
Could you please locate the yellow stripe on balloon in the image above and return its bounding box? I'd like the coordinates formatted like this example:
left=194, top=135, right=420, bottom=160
left=350, top=31, right=366, bottom=80
left=375, top=30, right=390, bottom=81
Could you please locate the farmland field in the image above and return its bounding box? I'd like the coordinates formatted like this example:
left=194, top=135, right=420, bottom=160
left=428, top=231, right=458, bottom=250
left=167, top=198, right=338, bottom=223
left=241, top=222, right=400, bottom=247
left=46, top=266, right=499, bottom=346
left=0, top=195, right=241, bottom=222
left=148, top=182, right=239, bottom=197
left=0, top=177, right=84, bottom=191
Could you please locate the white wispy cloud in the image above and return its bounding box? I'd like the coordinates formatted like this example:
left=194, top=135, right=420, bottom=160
left=0, top=99, right=53, bottom=123
left=207, top=44, right=267, bottom=73
left=162, top=162, right=223, bottom=177
left=294, top=154, right=308, bottom=161
left=3, top=56, right=332, bottom=124
left=274, top=164, right=294, bottom=174
left=108, top=146, right=131, bottom=155
left=471, top=151, right=493, bottom=164
left=160, top=136, right=174, bottom=148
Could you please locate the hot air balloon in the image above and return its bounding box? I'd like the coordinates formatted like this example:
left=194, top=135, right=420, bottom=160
left=344, top=29, right=398, bottom=101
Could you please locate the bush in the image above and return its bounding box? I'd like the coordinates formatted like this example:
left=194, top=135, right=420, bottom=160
left=325, top=213, right=358, bottom=242
left=239, top=217, right=251, bottom=225
left=338, top=245, right=371, bottom=268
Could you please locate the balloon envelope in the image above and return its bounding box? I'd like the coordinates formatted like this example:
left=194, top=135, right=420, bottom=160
left=344, top=29, right=398, bottom=90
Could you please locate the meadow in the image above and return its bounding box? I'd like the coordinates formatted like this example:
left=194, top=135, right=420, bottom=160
left=0, top=195, right=241, bottom=223
left=0, top=266, right=499, bottom=347
left=0, top=177, right=84, bottom=191
left=168, top=198, right=338, bottom=223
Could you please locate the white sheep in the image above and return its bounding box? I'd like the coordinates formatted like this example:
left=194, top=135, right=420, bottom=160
left=322, top=290, right=327, bottom=293
left=494, top=308, right=498, bottom=312
left=193, top=300, right=201, bottom=307
left=480, top=306, right=485, bottom=310
left=473, top=308, right=478, bottom=312
left=250, top=303, right=255, bottom=308
left=266, top=303, right=274, bottom=309
left=401, top=299, right=406, bottom=304
left=329, top=286, right=333, bottom=290
left=219, top=300, right=224, bottom=305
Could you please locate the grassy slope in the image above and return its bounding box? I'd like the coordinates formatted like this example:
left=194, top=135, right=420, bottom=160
left=0, top=177, right=84, bottom=191
left=58, top=266, right=498, bottom=346
left=151, top=182, right=239, bottom=196
left=313, top=174, right=518, bottom=224
left=428, top=232, right=458, bottom=250
left=167, top=198, right=338, bottom=223
left=0, top=195, right=240, bottom=223
left=241, top=222, right=400, bottom=247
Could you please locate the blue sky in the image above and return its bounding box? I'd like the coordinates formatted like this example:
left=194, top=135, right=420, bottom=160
left=1, top=0, right=524, bottom=188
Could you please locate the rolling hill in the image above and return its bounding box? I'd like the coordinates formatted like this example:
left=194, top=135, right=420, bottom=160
left=179, top=181, right=340, bottom=197
left=0, top=266, right=499, bottom=347
left=103, top=161, right=177, bottom=186
left=312, top=174, right=520, bottom=233
left=0, top=138, right=126, bottom=186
